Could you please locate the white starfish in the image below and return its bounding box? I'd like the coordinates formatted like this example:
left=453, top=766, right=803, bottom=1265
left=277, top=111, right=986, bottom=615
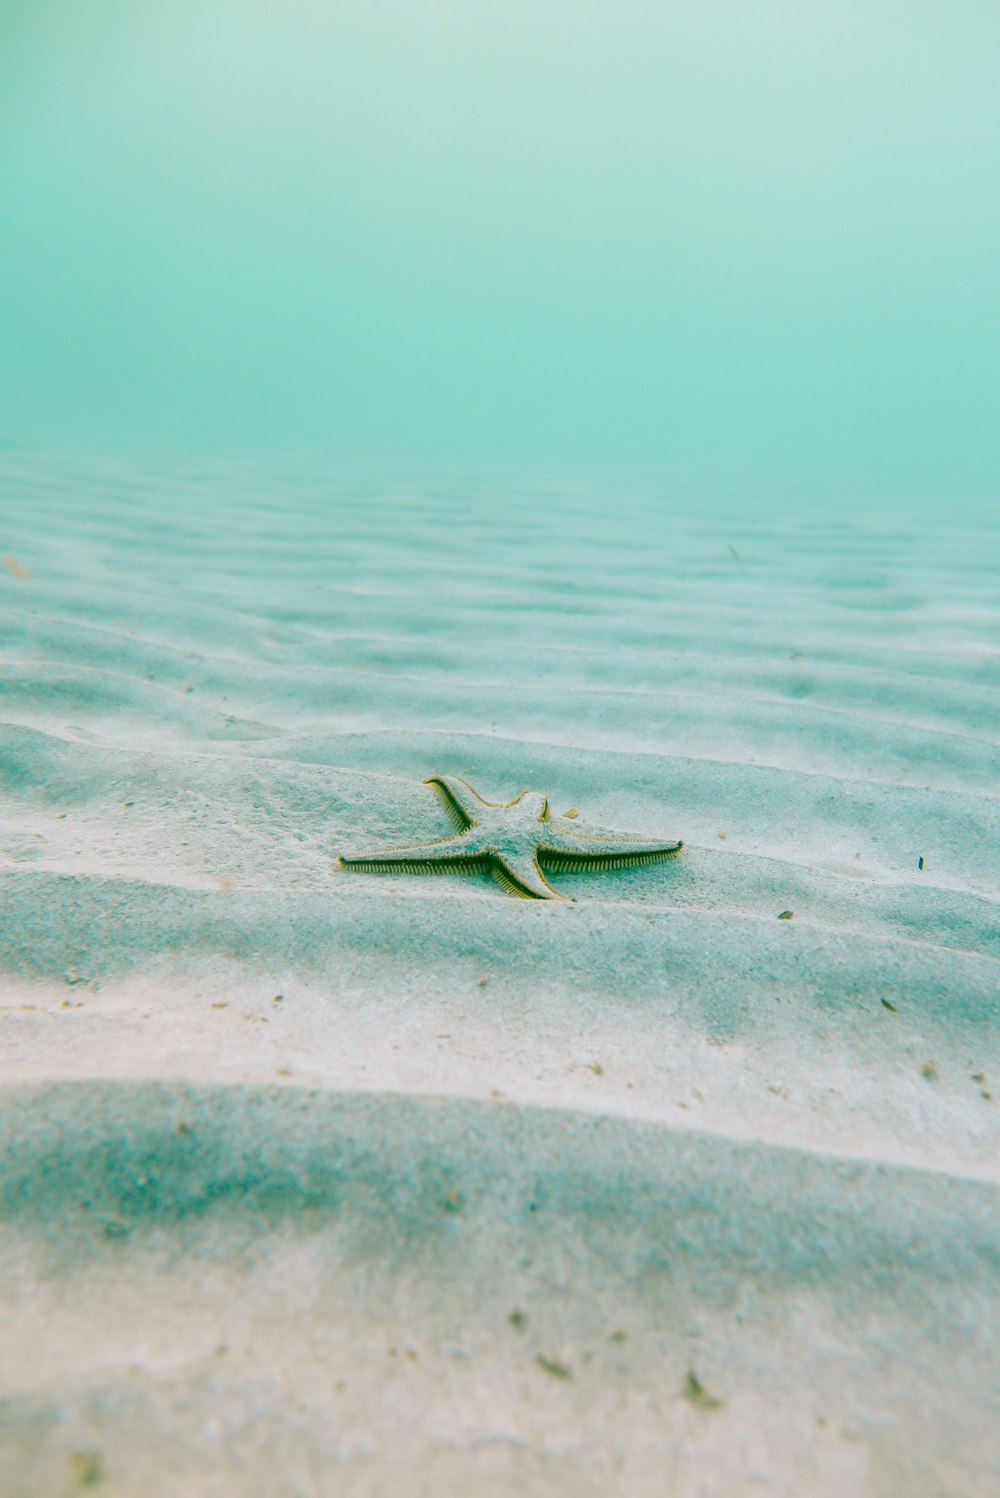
left=337, top=774, right=683, bottom=900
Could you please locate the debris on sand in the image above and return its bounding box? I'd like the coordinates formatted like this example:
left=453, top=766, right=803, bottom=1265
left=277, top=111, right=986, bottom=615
left=683, top=1370, right=723, bottom=1410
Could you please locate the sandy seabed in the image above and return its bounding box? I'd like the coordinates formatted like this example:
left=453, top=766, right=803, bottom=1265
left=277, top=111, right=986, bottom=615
left=1, top=446, right=998, bottom=1496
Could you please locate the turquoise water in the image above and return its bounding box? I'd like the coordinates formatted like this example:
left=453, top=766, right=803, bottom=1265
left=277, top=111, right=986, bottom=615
left=1, top=12, right=999, bottom=1485
left=1, top=0, right=999, bottom=500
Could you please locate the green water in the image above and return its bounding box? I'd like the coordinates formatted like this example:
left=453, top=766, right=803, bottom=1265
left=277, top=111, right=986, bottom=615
left=1, top=0, right=999, bottom=500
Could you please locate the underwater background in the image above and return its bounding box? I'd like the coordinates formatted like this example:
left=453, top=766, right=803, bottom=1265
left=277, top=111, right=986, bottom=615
left=1, top=0, right=999, bottom=502
left=1, top=5, right=999, bottom=1496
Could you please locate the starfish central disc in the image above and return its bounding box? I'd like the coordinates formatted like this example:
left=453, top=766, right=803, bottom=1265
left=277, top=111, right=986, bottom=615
left=337, top=774, right=682, bottom=901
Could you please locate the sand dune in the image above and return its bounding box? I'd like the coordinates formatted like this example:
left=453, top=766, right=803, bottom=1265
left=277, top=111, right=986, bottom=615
left=1, top=445, right=998, bottom=1494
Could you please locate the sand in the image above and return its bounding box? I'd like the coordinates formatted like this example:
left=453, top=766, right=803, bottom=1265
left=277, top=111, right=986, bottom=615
left=0, top=444, right=998, bottom=1496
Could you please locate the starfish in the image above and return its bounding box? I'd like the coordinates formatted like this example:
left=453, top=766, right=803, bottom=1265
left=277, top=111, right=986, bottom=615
left=337, top=774, right=682, bottom=900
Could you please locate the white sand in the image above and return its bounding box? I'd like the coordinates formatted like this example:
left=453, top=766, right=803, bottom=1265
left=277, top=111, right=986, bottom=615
left=1, top=445, right=997, bottom=1496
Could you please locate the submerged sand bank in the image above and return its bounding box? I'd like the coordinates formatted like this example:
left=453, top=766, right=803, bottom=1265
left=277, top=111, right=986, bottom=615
left=1, top=446, right=997, bottom=1494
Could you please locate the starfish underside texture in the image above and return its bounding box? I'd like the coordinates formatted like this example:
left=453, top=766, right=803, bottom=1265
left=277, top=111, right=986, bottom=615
left=337, top=774, right=683, bottom=901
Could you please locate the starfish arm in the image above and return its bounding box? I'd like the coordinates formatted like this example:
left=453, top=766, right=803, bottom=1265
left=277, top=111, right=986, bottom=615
left=491, top=851, right=566, bottom=901
left=338, top=828, right=480, bottom=872
left=538, top=826, right=682, bottom=871
left=424, top=774, right=494, bottom=827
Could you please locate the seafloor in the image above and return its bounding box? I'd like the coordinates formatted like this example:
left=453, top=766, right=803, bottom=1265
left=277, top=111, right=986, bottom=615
left=1, top=446, right=997, bottom=1496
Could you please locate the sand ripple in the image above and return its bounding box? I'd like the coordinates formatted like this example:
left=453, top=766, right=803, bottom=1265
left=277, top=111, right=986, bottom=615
left=1, top=448, right=998, bottom=1493
left=1, top=1081, right=998, bottom=1496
